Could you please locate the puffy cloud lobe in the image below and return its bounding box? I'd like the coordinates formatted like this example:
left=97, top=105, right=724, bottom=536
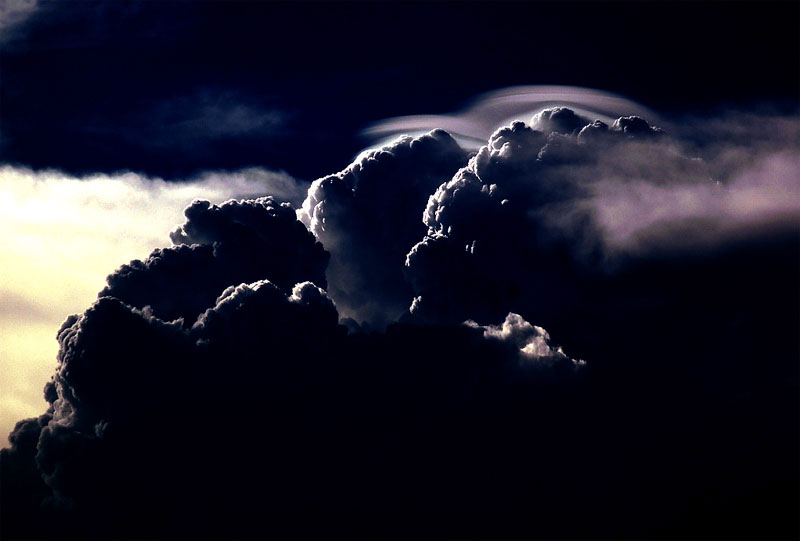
left=409, top=117, right=597, bottom=324
left=191, top=280, right=343, bottom=358
left=612, top=115, right=665, bottom=137
left=102, top=197, right=328, bottom=324
left=49, top=281, right=341, bottom=434
left=465, top=312, right=584, bottom=367
left=16, top=280, right=347, bottom=530
left=577, top=119, right=610, bottom=142
left=299, top=129, right=468, bottom=327
left=48, top=298, right=189, bottom=429
left=531, top=106, right=591, bottom=135
left=99, top=245, right=217, bottom=325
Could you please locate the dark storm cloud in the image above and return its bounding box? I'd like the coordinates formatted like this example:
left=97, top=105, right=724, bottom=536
left=406, top=109, right=800, bottom=325
left=2, top=104, right=799, bottom=538
left=27, top=281, right=347, bottom=533
left=1, top=0, right=798, bottom=536
left=2, top=253, right=585, bottom=537
left=298, top=129, right=468, bottom=327
left=2, top=141, right=593, bottom=536
left=102, top=197, right=328, bottom=324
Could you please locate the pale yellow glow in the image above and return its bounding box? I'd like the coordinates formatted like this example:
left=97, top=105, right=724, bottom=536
left=0, top=166, right=301, bottom=447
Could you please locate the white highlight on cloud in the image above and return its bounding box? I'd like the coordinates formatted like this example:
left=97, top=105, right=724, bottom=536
left=0, top=165, right=304, bottom=446
left=363, top=85, right=657, bottom=149
left=465, top=313, right=584, bottom=367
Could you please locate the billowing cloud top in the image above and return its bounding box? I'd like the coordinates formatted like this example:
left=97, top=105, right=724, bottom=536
left=102, top=197, right=328, bottom=325
left=2, top=106, right=799, bottom=539
left=299, top=129, right=468, bottom=327
left=406, top=109, right=799, bottom=325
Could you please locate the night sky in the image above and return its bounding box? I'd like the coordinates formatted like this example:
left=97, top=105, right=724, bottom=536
left=2, top=1, right=798, bottom=180
left=1, top=1, right=799, bottom=539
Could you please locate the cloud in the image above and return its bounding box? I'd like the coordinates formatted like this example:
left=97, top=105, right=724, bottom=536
left=187, top=166, right=308, bottom=206
left=531, top=106, right=592, bottom=135
left=0, top=0, right=39, bottom=34
left=3, top=252, right=583, bottom=537
left=363, top=85, right=660, bottom=149
left=103, top=197, right=328, bottom=325
left=586, top=150, right=800, bottom=255
left=2, top=154, right=593, bottom=537
left=0, top=165, right=307, bottom=448
left=298, top=129, right=468, bottom=327
left=406, top=109, right=800, bottom=324
left=2, top=106, right=798, bottom=539
left=465, top=313, right=584, bottom=367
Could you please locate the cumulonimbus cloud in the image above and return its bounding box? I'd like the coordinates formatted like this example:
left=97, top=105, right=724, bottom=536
left=2, top=184, right=583, bottom=537
left=2, top=102, right=798, bottom=539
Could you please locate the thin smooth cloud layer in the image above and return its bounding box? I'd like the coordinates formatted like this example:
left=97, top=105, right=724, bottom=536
left=363, top=85, right=660, bottom=149
left=2, top=106, right=798, bottom=538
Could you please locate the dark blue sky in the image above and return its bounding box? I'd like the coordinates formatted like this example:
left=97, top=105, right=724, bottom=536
left=1, top=1, right=798, bottom=180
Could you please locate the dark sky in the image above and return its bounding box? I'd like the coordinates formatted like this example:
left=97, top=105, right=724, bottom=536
left=1, top=1, right=798, bottom=179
